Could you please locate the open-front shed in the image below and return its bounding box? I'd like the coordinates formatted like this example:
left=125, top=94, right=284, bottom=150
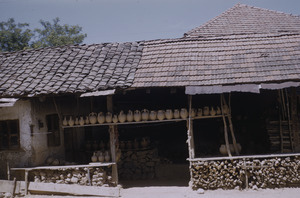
left=1, top=3, right=300, bottom=195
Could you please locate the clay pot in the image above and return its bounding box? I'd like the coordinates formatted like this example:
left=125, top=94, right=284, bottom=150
left=79, top=116, right=85, bottom=126
left=149, top=110, right=157, bottom=121
left=98, top=152, right=104, bottom=162
left=134, top=110, right=142, bottom=122
left=68, top=116, right=74, bottom=126
left=113, top=115, right=118, bottom=123
left=197, top=108, right=203, bottom=117
left=105, top=112, right=112, bottom=123
left=141, top=109, right=149, bottom=121
left=203, top=106, right=210, bottom=116
left=75, top=117, right=79, bottom=125
left=219, top=144, right=227, bottom=155
left=165, top=109, right=173, bottom=120
left=173, top=109, right=180, bottom=119
left=85, top=116, right=90, bottom=124
left=127, top=110, right=134, bottom=122
left=210, top=107, right=216, bottom=116
left=223, top=105, right=229, bottom=114
left=89, top=112, right=97, bottom=124
left=97, top=112, right=105, bottom=124
left=191, top=108, right=196, bottom=117
left=180, top=108, right=188, bottom=119
left=157, top=110, right=165, bottom=120
left=216, top=106, right=221, bottom=115
left=62, top=116, right=68, bottom=126
left=91, top=152, right=98, bottom=162
left=118, top=110, right=126, bottom=123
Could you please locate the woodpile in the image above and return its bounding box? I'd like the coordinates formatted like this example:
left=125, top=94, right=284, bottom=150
left=31, top=167, right=114, bottom=187
left=191, top=156, right=300, bottom=190
left=118, top=149, right=161, bottom=180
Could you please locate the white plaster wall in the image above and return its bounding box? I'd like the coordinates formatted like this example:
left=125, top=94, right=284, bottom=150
left=0, top=99, right=33, bottom=179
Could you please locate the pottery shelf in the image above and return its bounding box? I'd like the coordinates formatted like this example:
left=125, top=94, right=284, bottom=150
left=61, top=115, right=224, bottom=129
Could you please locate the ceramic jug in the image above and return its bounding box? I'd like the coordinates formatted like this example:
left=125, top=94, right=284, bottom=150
left=216, top=106, right=221, bottom=115
left=157, top=110, right=165, bottom=120
left=219, top=144, right=227, bottom=155
left=85, top=116, right=90, bottom=124
left=91, top=152, right=98, bottom=162
left=165, top=109, right=173, bottom=120
left=75, top=117, right=79, bottom=125
left=141, top=109, right=149, bottom=121
left=191, top=108, right=196, bottom=118
left=127, top=110, right=134, bottom=122
left=98, top=152, right=104, bottom=162
left=79, top=116, right=85, bottom=126
left=180, top=108, right=188, bottom=119
left=173, top=109, right=180, bottom=119
left=105, top=112, right=112, bottom=123
left=97, top=112, right=105, bottom=124
left=68, top=116, right=74, bottom=126
left=134, top=110, right=142, bottom=122
left=62, top=116, right=68, bottom=126
left=197, top=108, right=203, bottom=117
left=203, top=106, right=210, bottom=116
left=149, top=110, right=157, bottom=121
left=210, top=107, right=216, bottom=116
left=113, top=115, right=118, bottom=123
left=104, top=151, right=111, bottom=162
left=89, top=112, right=97, bottom=124
left=118, top=110, right=126, bottom=123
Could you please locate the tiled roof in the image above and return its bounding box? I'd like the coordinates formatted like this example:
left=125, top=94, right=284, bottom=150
left=132, top=33, right=300, bottom=88
left=0, top=42, right=143, bottom=97
left=185, top=4, right=300, bottom=38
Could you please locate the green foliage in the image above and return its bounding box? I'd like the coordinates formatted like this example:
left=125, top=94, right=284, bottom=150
left=0, top=17, right=87, bottom=52
left=0, top=18, right=33, bottom=52
left=32, top=17, right=87, bottom=48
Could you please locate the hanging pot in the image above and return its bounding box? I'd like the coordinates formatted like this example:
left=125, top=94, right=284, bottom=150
left=79, top=116, right=85, bottom=126
left=62, top=116, right=68, bottom=126
left=105, top=112, right=112, bottom=123
left=173, top=109, right=180, bottom=119
left=68, top=116, right=74, bottom=126
left=149, top=110, right=157, bottom=121
left=134, top=110, right=142, bottom=122
left=180, top=108, right=188, bottom=119
left=157, top=110, right=165, bottom=120
left=165, top=109, right=173, bottom=120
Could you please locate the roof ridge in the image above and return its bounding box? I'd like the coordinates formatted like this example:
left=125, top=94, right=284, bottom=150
left=184, top=3, right=300, bottom=38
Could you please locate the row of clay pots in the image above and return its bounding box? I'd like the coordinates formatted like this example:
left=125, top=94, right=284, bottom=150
left=62, top=106, right=229, bottom=126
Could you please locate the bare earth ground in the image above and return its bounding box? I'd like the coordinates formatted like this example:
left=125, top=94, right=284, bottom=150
left=21, top=187, right=300, bottom=198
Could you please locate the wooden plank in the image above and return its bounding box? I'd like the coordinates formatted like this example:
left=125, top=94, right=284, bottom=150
left=0, top=180, right=18, bottom=194
left=27, top=182, right=120, bottom=197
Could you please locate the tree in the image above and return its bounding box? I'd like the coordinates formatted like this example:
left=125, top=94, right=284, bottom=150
left=32, top=17, right=87, bottom=48
left=0, top=18, right=33, bottom=52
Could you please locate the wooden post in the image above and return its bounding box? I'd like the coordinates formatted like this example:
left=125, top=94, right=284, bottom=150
left=107, top=95, right=118, bottom=185
left=221, top=95, right=232, bottom=157
left=25, top=170, right=29, bottom=195
left=187, top=95, right=195, bottom=159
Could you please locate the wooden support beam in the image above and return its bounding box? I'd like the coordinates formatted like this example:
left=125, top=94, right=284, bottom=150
left=187, top=95, right=195, bottom=159
left=107, top=95, right=118, bottom=185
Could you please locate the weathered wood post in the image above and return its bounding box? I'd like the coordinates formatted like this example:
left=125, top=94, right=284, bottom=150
left=187, top=95, right=195, bottom=187
left=107, top=95, right=118, bottom=185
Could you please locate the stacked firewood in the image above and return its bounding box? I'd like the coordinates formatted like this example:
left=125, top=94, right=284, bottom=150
left=118, top=149, right=160, bottom=180
left=191, top=156, right=300, bottom=190
left=32, top=167, right=114, bottom=187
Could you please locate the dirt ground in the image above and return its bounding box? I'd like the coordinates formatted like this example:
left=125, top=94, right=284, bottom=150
left=18, top=187, right=300, bottom=198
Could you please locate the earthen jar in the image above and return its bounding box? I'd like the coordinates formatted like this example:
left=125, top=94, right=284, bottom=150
left=97, top=112, right=105, bottom=124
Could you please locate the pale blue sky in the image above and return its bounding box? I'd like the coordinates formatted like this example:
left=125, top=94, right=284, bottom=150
left=0, top=0, right=299, bottom=44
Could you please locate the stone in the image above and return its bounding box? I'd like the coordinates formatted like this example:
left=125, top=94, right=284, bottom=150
left=197, top=188, right=205, bottom=194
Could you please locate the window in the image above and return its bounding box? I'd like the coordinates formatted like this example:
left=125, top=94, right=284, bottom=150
left=46, top=114, right=60, bottom=147
left=0, top=120, right=20, bottom=150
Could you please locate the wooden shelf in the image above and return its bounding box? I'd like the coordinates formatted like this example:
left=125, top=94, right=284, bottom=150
left=61, top=114, right=224, bottom=129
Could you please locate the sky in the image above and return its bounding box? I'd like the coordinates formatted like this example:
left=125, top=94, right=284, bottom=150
left=0, top=0, right=300, bottom=44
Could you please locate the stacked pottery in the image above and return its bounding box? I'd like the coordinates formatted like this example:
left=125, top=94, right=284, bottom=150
left=165, top=109, right=173, bottom=120
left=141, top=109, right=149, bottom=121
left=126, top=110, right=134, bottom=122
left=149, top=110, right=157, bottom=121
left=97, top=112, right=105, bottom=124
left=118, top=110, right=126, bottom=123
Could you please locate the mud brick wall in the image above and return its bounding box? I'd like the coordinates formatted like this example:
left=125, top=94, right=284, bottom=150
left=191, top=156, right=300, bottom=190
